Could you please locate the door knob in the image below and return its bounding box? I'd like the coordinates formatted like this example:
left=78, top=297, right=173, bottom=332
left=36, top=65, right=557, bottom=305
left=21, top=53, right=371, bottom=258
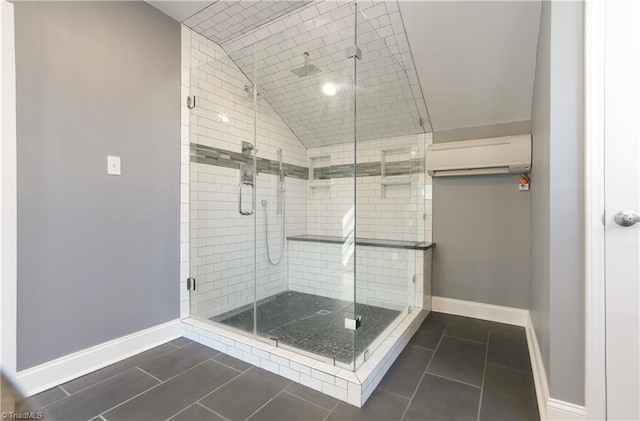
left=614, top=211, right=640, bottom=226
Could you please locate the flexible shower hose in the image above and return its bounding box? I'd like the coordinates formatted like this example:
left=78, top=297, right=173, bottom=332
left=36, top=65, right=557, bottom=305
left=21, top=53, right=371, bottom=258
left=263, top=192, right=285, bottom=265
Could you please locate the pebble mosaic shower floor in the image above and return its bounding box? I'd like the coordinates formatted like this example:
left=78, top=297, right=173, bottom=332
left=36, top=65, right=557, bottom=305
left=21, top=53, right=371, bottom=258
left=212, top=291, right=401, bottom=364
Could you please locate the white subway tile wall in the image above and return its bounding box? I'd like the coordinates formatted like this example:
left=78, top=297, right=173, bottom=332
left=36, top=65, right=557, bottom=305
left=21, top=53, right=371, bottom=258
left=289, top=241, right=419, bottom=311
left=307, top=133, right=433, bottom=242
left=188, top=31, right=307, bottom=319
left=181, top=14, right=435, bottom=404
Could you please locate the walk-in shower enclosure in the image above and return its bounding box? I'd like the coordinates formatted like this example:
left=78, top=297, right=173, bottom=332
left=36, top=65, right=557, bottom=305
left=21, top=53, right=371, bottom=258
left=181, top=1, right=434, bottom=406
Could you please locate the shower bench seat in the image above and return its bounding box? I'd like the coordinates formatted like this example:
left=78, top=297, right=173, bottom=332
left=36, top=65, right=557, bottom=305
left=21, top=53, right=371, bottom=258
left=286, top=234, right=433, bottom=250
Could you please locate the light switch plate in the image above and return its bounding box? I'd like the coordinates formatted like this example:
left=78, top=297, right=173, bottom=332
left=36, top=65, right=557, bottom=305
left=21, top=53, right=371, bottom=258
left=107, top=156, right=121, bottom=175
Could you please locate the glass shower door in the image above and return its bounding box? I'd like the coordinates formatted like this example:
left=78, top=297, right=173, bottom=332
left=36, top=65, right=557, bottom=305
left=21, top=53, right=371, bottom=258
left=353, top=3, right=429, bottom=370
left=224, top=2, right=359, bottom=369
left=188, top=47, right=257, bottom=337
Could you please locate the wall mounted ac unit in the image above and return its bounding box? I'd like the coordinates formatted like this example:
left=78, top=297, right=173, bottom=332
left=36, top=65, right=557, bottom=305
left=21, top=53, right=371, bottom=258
left=426, top=134, right=532, bottom=177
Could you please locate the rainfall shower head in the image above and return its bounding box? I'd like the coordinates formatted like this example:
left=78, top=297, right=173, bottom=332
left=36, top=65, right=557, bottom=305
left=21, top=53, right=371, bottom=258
left=244, top=85, right=265, bottom=101
left=290, top=52, right=322, bottom=78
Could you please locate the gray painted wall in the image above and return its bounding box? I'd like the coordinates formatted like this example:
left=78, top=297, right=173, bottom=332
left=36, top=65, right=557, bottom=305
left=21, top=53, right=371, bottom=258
left=15, top=2, right=180, bottom=370
left=529, top=0, right=552, bottom=393
left=432, top=122, right=531, bottom=309
left=530, top=0, right=585, bottom=405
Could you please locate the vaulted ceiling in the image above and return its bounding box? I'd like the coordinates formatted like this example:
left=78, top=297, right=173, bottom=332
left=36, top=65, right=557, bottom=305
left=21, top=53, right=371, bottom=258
left=149, top=1, right=541, bottom=144
left=398, top=1, right=542, bottom=132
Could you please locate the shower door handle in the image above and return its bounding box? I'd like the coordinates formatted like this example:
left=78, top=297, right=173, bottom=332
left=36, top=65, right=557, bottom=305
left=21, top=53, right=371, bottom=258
left=238, top=181, right=255, bottom=216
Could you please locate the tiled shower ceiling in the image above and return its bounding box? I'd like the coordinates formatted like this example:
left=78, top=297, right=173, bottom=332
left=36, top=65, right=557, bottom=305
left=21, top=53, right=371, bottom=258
left=183, top=1, right=312, bottom=45
left=186, top=1, right=431, bottom=147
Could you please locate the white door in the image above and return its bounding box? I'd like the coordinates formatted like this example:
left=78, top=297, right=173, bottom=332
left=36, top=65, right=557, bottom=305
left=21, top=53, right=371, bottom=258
left=604, top=0, right=640, bottom=419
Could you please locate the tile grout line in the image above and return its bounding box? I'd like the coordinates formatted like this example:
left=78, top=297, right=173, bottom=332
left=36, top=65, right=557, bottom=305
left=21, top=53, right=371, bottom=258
left=423, top=371, right=482, bottom=390
left=52, top=343, right=184, bottom=400
left=281, top=389, right=336, bottom=413
left=208, top=356, right=248, bottom=374
left=375, top=387, right=413, bottom=401
left=191, top=366, right=261, bottom=417
left=97, top=357, right=217, bottom=419
left=400, top=321, right=448, bottom=420
left=442, top=333, right=488, bottom=346
left=321, top=398, right=341, bottom=421
left=135, top=366, right=164, bottom=383
left=241, top=382, right=292, bottom=421
left=196, top=401, right=230, bottom=421
left=166, top=404, right=193, bottom=421
left=476, top=332, right=491, bottom=421
left=36, top=389, right=69, bottom=411
left=484, top=362, right=534, bottom=376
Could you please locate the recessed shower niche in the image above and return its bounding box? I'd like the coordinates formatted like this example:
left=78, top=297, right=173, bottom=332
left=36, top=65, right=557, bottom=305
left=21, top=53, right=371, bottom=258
left=182, top=1, right=434, bottom=407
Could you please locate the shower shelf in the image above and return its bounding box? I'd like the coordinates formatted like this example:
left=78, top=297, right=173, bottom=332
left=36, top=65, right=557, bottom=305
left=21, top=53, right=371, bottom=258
left=308, top=179, right=331, bottom=188
left=381, top=147, right=413, bottom=198
left=308, top=154, right=332, bottom=193
left=287, top=234, right=433, bottom=251
left=381, top=176, right=412, bottom=186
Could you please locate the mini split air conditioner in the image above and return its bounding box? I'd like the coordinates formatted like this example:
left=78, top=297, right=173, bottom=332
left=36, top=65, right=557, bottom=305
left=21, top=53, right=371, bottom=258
left=425, top=134, right=532, bottom=177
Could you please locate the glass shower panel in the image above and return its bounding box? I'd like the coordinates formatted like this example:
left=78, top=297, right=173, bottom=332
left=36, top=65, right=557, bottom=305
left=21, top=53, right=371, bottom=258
left=226, top=2, right=358, bottom=369
left=353, top=3, right=428, bottom=370
left=188, top=42, right=257, bottom=336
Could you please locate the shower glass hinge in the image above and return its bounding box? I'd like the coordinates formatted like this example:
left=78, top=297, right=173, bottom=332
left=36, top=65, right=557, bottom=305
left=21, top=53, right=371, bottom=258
left=186, top=277, right=196, bottom=291
left=186, top=95, right=196, bottom=109
left=412, top=274, right=416, bottom=283
left=344, top=315, right=362, bottom=330
left=345, top=45, right=362, bottom=60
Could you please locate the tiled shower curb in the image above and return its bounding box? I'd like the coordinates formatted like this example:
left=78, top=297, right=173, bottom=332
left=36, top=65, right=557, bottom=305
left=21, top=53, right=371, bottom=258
left=181, top=309, right=428, bottom=407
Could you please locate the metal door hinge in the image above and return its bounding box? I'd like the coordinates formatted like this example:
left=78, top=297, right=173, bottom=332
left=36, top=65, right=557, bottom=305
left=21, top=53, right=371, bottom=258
left=187, top=96, right=196, bottom=109
left=186, top=277, right=196, bottom=291
left=344, top=315, right=362, bottom=330
left=412, top=274, right=416, bottom=283
left=345, top=45, right=362, bottom=60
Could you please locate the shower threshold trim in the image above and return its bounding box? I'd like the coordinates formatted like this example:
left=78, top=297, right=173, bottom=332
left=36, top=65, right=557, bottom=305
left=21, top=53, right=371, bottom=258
left=181, top=309, right=428, bottom=407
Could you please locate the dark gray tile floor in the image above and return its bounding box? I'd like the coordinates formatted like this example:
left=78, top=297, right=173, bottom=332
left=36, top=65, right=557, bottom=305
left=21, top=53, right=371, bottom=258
left=23, top=312, right=539, bottom=421
left=212, top=291, right=400, bottom=364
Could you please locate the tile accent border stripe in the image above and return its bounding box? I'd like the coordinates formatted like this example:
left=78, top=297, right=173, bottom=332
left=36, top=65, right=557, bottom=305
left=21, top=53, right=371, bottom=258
left=16, top=319, right=181, bottom=397
left=191, top=143, right=308, bottom=180
left=190, top=143, right=425, bottom=180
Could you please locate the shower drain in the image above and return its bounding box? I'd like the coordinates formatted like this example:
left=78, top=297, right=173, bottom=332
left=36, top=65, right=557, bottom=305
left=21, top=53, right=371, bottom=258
left=316, top=310, right=332, bottom=316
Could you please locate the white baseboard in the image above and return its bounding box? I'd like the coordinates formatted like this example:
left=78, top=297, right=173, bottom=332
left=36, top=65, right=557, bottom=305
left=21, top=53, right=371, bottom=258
left=547, top=399, right=589, bottom=420
left=432, top=296, right=529, bottom=326
left=525, top=312, right=550, bottom=419
left=525, top=313, right=587, bottom=420
left=16, top=319, right=181, bottom=397
left=434, top=297, right=587, bottom=420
